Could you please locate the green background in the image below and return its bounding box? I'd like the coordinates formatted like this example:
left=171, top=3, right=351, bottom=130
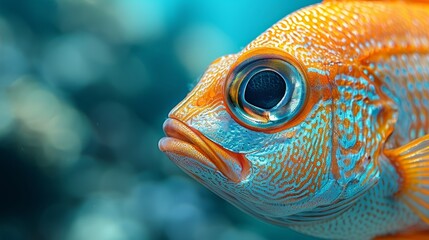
left=0, top=0, right=322, bottom=239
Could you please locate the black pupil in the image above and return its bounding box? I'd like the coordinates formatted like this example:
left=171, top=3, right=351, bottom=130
left=244, top=70, right=286, bottom=109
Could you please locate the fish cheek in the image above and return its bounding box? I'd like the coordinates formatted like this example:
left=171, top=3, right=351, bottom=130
left=245, top=102, right=334, bottom=212
left=329, top=66, right=396, bottom=198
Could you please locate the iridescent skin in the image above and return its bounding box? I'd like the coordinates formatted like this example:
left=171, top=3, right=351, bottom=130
left=159, top=1, right=429, bottom=239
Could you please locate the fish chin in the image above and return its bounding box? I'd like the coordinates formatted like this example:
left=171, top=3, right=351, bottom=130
left=163, top=152, right=221, bottom=184
left=162, top=152, right=344, bottom=224
left=161, top=152, right=264, bottom=219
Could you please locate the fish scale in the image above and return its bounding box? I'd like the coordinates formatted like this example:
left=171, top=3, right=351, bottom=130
left=289, top=159, right=419, bottom=239
left=366, top=53, right=429, bottom=148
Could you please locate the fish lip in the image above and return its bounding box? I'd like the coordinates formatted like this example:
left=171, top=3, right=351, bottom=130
left=159, top=119, right=216, bottom=170
left=159, top=118, right=250, bottom=183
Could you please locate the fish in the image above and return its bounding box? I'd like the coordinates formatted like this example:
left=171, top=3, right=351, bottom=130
left=159, top=0, right=429, bottom=239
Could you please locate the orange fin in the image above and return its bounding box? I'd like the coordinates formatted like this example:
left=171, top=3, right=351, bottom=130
left=375, top=230, right=429, bottom=239
left=385, top=135, right=429, bottom=224
left=324, top=0, right=429, bottom=3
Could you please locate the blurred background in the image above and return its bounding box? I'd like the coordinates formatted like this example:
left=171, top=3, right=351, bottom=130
left=0, top=0, right=321, bottom=239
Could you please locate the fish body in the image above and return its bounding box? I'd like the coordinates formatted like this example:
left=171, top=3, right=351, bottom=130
left=160, top=0, right=429, bottom=239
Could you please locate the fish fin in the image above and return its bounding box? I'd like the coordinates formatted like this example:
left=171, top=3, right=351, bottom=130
left=323, top=0, right=429, bottom=3
left=384, top=134, right=429, bottom=224
left=375, top=230, right=429, bottom=239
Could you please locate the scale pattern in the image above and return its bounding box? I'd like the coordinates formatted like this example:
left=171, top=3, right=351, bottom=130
left=366, top=54, right=429, bottom=148
left=289, top=159, right=420, bottom=240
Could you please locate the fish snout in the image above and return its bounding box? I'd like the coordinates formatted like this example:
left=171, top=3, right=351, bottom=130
left=159, top=118, right=250, bottom=183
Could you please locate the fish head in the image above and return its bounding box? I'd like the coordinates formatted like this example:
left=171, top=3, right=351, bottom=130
left=159, top=6, right=390, bottom=222
left=159, top=46, right=342, bottom=220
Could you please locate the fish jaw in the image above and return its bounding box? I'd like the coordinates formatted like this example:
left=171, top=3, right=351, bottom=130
left=159, top=118, right=250, bottom=183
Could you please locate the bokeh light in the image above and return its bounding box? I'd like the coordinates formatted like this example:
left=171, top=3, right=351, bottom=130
left=0, top=0, right=320, bottom=239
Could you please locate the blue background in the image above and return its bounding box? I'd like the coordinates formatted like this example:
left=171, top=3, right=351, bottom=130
left=0, top=0, right=322, bottom=239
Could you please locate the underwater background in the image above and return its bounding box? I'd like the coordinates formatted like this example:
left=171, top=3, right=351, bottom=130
left=0, top=0, right=321, bottom=239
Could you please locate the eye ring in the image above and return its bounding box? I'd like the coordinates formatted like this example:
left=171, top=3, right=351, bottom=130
left=226, top=56, right=307, bottom=129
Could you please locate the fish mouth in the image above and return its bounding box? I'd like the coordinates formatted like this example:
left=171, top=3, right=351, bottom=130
left=159, top=118, right=250, bottom=182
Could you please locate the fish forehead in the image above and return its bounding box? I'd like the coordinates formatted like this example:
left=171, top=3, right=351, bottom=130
left=169, top=54, right=238, bottom=122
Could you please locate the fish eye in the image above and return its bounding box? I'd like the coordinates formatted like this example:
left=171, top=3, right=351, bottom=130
left=244, top=70, right=286, bottom=109
left=227, top=57, right=306, bottom=129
